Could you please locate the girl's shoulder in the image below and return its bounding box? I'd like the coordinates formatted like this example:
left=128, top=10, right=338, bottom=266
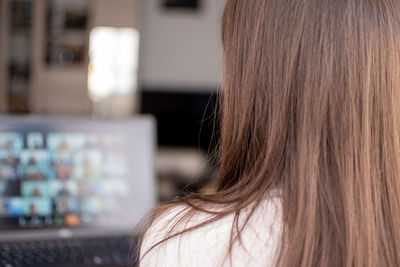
left=140, top=197, right=282, bottom=267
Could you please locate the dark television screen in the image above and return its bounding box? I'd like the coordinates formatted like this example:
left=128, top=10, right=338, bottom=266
left=140, top=90, right=218, bottom=151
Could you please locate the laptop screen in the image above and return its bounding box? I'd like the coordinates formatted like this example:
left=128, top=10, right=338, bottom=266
left=0, top=116, right=156, bottom=231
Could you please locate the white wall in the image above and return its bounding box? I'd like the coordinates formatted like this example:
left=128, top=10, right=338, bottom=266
left=140, top=0, right=226, bottom=92
left=91, top=0, right=140, bottom=27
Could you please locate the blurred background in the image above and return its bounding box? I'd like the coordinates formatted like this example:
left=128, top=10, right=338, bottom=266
left=0, top=0, right=226, bottom=203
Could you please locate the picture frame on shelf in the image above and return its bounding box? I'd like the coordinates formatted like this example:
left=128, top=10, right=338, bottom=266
left=10, top=0, right=33, bottom=30
left=162, top=0, right=200, bottom=10
left=45, top=0, right=89, bottom=66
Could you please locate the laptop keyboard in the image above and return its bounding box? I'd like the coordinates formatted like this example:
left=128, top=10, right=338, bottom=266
left=0, top=235, right=137, bottom=267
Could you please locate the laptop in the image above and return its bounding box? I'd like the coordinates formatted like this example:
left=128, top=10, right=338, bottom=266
left=0, top=115, right=157, bottom=267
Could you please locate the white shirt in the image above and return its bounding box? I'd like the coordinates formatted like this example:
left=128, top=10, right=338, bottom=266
left=140, top=197, right=282, bottom=267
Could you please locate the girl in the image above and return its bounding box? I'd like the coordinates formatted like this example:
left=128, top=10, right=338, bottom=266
left=139, top=0, right=400, bottom=266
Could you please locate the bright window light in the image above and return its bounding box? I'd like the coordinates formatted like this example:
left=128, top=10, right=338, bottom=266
left=88, top=27, right=140, bottom=102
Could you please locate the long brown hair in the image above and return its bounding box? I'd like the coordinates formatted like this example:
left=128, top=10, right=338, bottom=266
left=138, top=0, right=400, bottom=266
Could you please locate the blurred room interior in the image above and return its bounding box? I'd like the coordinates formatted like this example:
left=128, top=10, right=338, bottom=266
left=0, top=0, right=226, bottom=201
left=0, top=0, right=224, bottom=267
